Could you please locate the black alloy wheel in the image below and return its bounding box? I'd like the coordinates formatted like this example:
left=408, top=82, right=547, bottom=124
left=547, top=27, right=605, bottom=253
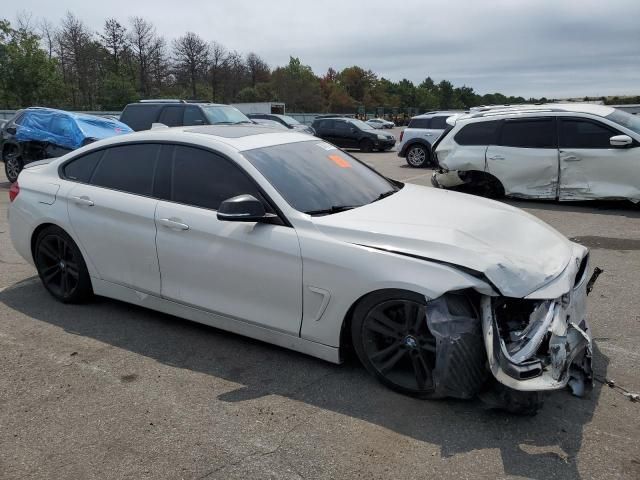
left=35, top=226, right=92, bottom=303
left=352, top=292, right=439, bottom=397
left=4, top=152, right=23, bottom=183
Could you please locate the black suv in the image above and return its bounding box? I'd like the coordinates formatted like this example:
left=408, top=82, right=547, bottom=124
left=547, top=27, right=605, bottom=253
left=120, top=100, right=253, bottom=131
left=311, top=117, right=395, bottom=152
left=247, top=113, right=315, bottom=135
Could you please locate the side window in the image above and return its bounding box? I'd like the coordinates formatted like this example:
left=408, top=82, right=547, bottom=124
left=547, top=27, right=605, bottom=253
left=183, top=106, right=207, bottom=126
left=63, top=150, right=103, bottom=182
left=409, top=118, right=430, bottom=129
left=158, top=106, right=184, bottom=127
left=454, top=120, right=500, bottom=146
left=499, top=118, right=556, bottom=148
left=430, top=116, right=448, bottom=130
left=120, top=104, right=163, bottom=131
left=13, top=112, right=26, bottom=126
left=559, top=119, right=616, bottom=149
left=336, top=121, right=350, bottom=132
left=170, top=146, right=262, bottom=210
left=90, top=144, right=161, bottom=196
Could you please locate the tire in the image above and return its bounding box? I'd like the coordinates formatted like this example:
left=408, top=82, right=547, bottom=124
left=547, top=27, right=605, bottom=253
left=4, top=152, right=23, bottom=183
left=351, top=290, right=441, bottom=399
left=405, top=144, right=430, bottom=168
left=360, top=139, right=374, bottom=153
left=34, top=225, right=93, bottom=303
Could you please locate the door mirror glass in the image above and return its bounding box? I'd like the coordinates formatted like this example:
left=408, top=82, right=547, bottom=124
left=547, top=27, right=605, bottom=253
left=217, top=194, right=276, bottom=223
left=610, top=134, right=633, bottom=148
left=6, top=126, right=16, bottom=135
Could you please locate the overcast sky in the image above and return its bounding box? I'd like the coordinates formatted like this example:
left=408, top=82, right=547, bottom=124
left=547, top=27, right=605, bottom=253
left=12, top=0, right=640, bottom=98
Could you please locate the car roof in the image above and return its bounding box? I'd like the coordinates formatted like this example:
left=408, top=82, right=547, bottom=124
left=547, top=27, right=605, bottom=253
left=411, top=111, right=464, bottom=119
left=457, top=103, right=615, bottom=122
left=126, top=101, right=228, bottom=107
left=87, top=125, right=312, bottom=152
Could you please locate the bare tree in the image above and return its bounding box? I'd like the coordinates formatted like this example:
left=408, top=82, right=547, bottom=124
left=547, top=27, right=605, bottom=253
left=208, top=41, right=228, bottom=103
left=38, top=18, right=56, bottom=60
left=245, top=52, right=270, bottom=87
left=15, top=10, right=35, bottom=33
left=128, top=16, right=161, bottom=97
left=173, top=32, right=208, bottom=99
left=100, top=18, right=128, bottom=75
left=56, top=12, right=95, bottom=108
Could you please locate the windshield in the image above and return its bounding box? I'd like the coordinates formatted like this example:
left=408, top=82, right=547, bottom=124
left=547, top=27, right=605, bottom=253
left=606, top=109, right=640, bottom=135
left=202, top=106, right=251, bottom=125
left=279, top=115, right=301, bottom=126
left=243, top=140, right=399, bottom=214
left=349, top=119, right=374, bottom=130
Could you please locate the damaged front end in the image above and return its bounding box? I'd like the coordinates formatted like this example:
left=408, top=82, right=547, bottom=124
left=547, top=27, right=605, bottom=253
left=480, top=255, right=594, bottom=397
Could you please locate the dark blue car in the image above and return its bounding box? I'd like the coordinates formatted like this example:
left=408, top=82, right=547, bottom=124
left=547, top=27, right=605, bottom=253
left=1, top=107, right=132, bottom=183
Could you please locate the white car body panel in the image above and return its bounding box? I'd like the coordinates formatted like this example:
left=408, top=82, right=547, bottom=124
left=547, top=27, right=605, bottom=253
left=486, top=145, right=558, bottom=199
left=435, top=106, right=640, bottom=202
left=8, top=126, right=593, bottom=397
left=154, top=200, right=303, bottom=335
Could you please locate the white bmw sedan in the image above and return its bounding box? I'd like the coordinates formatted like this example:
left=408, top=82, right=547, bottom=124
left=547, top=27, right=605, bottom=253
left=8, top=125, right=594, bottom=414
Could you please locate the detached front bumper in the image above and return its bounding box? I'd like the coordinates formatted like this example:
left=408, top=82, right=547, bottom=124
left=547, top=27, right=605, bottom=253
left=431, top=170, right=465, bottom=188
left=480, top=259, right=593, bottom=395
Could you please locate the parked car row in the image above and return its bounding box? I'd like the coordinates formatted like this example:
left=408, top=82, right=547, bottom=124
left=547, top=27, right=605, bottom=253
left=311, top=117, right=396, bottom=152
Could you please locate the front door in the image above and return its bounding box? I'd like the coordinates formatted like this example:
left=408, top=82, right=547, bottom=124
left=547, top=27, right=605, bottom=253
left=558, top=117, right=640, bottom=200
left=154, top=144, right=303, bottom=335
left=485, top=117, right=558, bottom=199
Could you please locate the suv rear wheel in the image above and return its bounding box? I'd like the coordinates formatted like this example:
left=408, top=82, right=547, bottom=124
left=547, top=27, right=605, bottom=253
left=406, top=145, right=430, bottom=168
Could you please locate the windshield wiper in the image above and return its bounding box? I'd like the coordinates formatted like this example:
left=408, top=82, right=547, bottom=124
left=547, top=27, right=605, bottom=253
left=304, top=205, right=359, bottom=216
left=372, top=190, right=397, bottom=202
left=234, top=120, right=254, bottom=124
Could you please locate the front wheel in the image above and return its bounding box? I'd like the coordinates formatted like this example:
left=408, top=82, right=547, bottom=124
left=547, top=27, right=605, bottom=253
left=405, top=145, right=430, bottom=168
left=34, top=226, right=93, bottom=303
left=4, top=153, right=23, bottom=183
left=351, top=291, right=440, bottom=398
left=360, top=139, right=374, bottom=153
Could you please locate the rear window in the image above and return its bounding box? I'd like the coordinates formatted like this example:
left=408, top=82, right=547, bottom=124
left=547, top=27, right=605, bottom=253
left=89, top=144, right=161, bottom=196
left=454, top=120, right=500, bottom=145
left=408, top=118, right=430, bottom=129
left=63, top=150, right=103, bottom=182
left=120, top=104, right=163, bottom=131
left=499, top=118, right=556, bottom=148
left=430, top=116, right=449, bottom=129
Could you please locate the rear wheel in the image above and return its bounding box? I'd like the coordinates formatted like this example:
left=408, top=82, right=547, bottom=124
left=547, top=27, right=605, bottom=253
left=352, top=291, right=440, bottom=398
left=405, top=145, right=430, bottom=168
left=34, top=226, right=93, bottom=303
left=360, top=139, right=374, bottom=152
left=4, top=151, right=23, bottom=183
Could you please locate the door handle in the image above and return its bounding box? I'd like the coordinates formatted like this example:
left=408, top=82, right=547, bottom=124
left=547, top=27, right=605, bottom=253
left=488, top=155, right=505, bottom=160
left=563, top=155, right=580, bottom=162
left=72, top=195, right=94, bottom=206
left=158, top=217, right=189, bottom=231
left=424, top=133, right=433, bottom=136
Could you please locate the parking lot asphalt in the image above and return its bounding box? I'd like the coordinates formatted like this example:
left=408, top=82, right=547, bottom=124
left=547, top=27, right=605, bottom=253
left=1, top=128, right=639, bottom=479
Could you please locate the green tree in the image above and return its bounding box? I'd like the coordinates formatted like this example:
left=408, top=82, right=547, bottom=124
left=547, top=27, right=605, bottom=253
left=270, top=57, right=323, bottom=112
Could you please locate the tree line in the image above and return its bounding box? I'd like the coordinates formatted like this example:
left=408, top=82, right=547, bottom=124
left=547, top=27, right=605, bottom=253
left=1, top=12, right=552, bottom=113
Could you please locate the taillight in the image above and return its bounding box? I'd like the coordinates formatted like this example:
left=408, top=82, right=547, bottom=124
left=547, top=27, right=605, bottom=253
left=9, top=182, right=19, bottom=202
left=399, top=131, right=404, bottom=142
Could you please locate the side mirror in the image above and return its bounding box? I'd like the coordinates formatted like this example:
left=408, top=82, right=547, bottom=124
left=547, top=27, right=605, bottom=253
left=610, top=134, right=633, bottom=148
left=217, top=194, right=277, bottom=223
left=6, top=127, right=16, bottom=135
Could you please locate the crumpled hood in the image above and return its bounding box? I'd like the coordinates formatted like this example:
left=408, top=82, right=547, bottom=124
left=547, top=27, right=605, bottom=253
left=312, top=184, right=573, bottom=297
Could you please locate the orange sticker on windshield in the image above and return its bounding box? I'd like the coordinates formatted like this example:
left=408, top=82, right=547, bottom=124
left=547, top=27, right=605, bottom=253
left=328, top=154, right=351, bottom=168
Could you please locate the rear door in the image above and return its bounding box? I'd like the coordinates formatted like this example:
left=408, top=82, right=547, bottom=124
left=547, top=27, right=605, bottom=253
left=558, top=117, right=640, bottom=200
left=485, top=117, right=558, bottom=199
left=425, top=115, right=449, bottom=145
left=65, top=143, right=162, bottom=294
